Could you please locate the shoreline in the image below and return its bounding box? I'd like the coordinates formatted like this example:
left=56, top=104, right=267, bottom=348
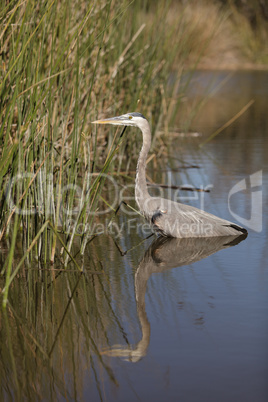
left=196, top=63, right=268, bottom=71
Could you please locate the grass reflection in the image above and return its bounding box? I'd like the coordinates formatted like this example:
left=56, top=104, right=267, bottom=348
left=0, top=231, right=247, bottom=400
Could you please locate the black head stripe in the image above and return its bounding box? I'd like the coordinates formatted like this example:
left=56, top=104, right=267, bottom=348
left=128, top=112, right=146, bottom=119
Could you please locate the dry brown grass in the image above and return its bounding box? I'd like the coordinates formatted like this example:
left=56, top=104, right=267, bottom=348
left=164, top=0, right=268, bottom=70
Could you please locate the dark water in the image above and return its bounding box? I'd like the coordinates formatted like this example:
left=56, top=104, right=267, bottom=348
left=1, top=71, right=267, bottom=401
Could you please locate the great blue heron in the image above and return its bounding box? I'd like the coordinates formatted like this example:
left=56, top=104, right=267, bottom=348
left=92, top=112, right=247, bottom=238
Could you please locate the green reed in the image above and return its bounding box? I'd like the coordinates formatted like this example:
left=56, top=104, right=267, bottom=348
left=0, top=0, right=222, bottom=305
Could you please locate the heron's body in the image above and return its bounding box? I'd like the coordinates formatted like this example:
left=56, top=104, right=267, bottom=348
left=92, top=112, right=247, bottom=238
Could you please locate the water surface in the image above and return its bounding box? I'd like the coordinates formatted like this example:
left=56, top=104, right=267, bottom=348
left=0, top=71, right=267, bottom=401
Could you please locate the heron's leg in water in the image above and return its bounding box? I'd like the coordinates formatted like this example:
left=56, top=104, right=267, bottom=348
left=109, top=232, right=154, bottom=256
left=107, top=201, right=153, bottom=255
left=107, top=201, right=142, bottom=230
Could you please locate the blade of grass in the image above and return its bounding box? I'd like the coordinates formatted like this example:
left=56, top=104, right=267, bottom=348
left=200, top=99, right=255, bottom=147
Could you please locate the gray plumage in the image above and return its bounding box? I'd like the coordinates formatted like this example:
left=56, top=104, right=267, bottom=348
left=92, top=112, right=248, bottom=238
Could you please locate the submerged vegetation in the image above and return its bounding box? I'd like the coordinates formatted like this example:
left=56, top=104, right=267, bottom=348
left=0, top=0, right=268, bottom=305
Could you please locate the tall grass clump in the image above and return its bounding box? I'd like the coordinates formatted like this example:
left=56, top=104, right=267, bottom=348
left=228, top=0, right=268, bottom=64
left=0, top=0, right=223, bottom=305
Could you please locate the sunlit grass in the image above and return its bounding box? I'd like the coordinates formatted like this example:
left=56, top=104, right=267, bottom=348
left=1, top=0, right=267, bottom=305
left=0, top=1, right=266, bottom=398
left=0, top=0, right=203, bottom=304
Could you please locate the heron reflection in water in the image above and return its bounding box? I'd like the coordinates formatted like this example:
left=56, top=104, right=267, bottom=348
left=101, top=234, right=246, bottom=362
left=92, top=113, right=247, bottom=238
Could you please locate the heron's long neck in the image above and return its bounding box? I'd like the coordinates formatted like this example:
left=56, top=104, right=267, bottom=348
left=135, top=121, right=151, bottom=211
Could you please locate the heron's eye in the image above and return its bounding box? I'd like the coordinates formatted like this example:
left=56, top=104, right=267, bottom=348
left=129, top=116, right=133, bottom=120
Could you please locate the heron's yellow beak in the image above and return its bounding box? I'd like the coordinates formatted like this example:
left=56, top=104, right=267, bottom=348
left=91, top=116, right=130, bottom=126
left=91, top=119, right=110, bottom=124
left=91, top=114, right=137, bottom=127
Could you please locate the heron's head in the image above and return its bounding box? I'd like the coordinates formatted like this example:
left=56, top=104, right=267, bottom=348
left=91, top=112, right=147, bottom=129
